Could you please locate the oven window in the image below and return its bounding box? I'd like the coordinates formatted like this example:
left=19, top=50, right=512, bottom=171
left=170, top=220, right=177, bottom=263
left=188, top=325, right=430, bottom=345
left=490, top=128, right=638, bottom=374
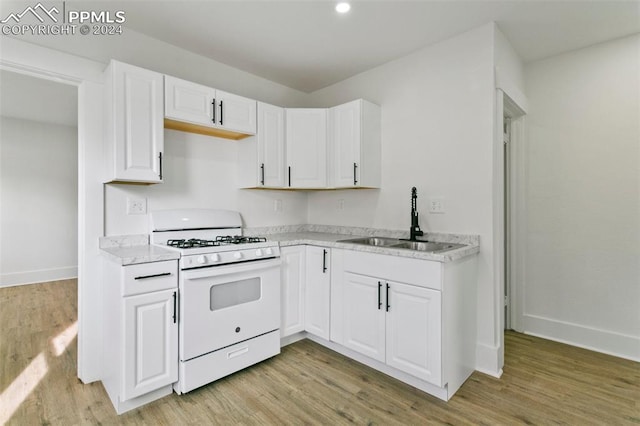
left=210, top=277, right=261, bottom=311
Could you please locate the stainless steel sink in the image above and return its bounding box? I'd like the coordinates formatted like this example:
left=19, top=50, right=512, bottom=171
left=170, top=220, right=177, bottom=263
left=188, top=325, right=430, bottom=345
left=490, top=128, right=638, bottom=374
left=391, top=241, right=465, bottom=253
left=338, top=237, right=401, bottom=247
left=338, top=237, right=465, bottom=253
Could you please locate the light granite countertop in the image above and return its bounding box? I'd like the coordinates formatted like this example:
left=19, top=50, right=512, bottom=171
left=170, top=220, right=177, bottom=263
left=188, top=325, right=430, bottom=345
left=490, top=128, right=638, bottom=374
left=100, top=235, right=180, bottom=266
left=99, top=226, right=479, bottom=265
left=266, top=232, right=479, bottom=262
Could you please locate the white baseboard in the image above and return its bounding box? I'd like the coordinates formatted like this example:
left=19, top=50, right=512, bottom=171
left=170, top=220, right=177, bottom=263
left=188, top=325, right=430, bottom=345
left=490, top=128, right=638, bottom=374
left=475, top=342, right=503, bottom=378
left=0, top=266, right=78, bottom=288
left=523, top=314, right=640, bottom=362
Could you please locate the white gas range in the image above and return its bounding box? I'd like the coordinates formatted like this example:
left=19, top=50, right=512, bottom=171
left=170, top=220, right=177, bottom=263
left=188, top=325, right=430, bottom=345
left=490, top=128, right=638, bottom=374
left=150, top=209, right=281, bottom=394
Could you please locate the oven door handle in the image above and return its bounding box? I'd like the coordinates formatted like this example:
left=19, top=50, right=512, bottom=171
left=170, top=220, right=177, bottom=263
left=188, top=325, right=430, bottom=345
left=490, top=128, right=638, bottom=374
left=182, top=258, right=282, bottom=280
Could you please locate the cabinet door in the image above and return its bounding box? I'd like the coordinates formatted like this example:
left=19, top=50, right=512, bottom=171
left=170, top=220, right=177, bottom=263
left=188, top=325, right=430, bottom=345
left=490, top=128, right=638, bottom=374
left=257, top=102, right=285, bottom=187
left=386, top=281, right=442, bottom=386
left=330, top=100, right=361, bottom=187
left=165, top=75, right=216, bottom=126
left=285, top=109, right=327, bottom=188
left=342, top=272, right=385, bottom=362
left=304, top=246, right=330, bottom=339
left=217, top=90, right=257, bottom=134
left=111, top=61, right=164, bottom=183
left=123, top=288, right=178, bottom=400
left=280, top=246, right=306, bottom=337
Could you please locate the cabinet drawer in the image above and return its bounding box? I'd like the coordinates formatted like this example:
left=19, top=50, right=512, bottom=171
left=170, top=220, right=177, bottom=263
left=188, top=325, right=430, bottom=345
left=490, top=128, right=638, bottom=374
left=343, top=250, right=441, bottom=290
left=122, top=260, right=177, bottom=296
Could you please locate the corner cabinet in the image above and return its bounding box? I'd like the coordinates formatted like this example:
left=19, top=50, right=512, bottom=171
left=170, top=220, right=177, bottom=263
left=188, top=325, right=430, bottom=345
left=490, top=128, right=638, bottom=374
left=238, top=102, right=285, bottom=188
left=280, top=246, right=306, bottom=337
left=285, top=108, right=328, bottom=188
left=164, top=75, right=256, bottom=139
left=330, top=249, right=477, bottom=401
left=102, top=259, right=179, bottom=414
left=104, top=60, right=164, bottom=184
left=304, top=246, right=331, bottom=340
left=329, top=99, right=381, bottom=188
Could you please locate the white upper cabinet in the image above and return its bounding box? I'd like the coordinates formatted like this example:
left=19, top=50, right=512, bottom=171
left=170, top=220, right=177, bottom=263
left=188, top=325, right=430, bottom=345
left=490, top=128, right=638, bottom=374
left=238, top=102, right=285, bottom=188
left=329, top=99, right=381, bottom=188
left=286, top=108, right=327, bottom=188
left=216, top=90, right=257, bottom=135
left=164, top=75, right=256, bottom=138
left=164, top=76, right=216, bottom=127
left=104, top=60, right=164, bottom=184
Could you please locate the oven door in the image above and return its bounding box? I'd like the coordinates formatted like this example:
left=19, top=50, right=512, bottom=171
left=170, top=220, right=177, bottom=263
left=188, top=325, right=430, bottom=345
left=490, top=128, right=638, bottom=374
left=179, top=258, right=281, bottom=361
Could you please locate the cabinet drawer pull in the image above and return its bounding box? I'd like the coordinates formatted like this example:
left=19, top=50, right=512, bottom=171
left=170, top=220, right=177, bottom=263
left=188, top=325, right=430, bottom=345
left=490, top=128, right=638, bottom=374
left=288, top=166, right=291, bottom=187
left=159, top=152, right=163, bottom=180
left=322, top=249, right=328, bottom=273
left=260, top=163, right=265, bottom=185
left=219, top=100, right=224, bottom=125
left=212, top=98, right=216, bottom=123
left=386, top=283, right=390, bottom=312
left=378, top=281, right=382, bottom=310
left=353, top=162, right=358, bottom=185
left=227, top=346, right=249, bottom=359
left=134, top=272, right=172, bottom=280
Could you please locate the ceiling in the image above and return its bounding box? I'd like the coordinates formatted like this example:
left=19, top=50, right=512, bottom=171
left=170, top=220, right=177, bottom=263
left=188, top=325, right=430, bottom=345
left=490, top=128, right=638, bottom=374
left=98, top=0, right=640, bottom=92
left=0, top=70, right=78, bottom=126
left=1, top=1, right=639, bottom=93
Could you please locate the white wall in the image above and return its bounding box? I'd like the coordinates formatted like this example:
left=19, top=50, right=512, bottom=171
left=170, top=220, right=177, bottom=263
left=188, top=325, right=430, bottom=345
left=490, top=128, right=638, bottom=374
left=106, top=130, right=308, bottom=235
left=306, top=24, right=502, bottom=374
left=0, top=116, right=78, bottom=286
left=8, top=28, right=311, bottom=236
left=524, top=34, right=640, bottom=360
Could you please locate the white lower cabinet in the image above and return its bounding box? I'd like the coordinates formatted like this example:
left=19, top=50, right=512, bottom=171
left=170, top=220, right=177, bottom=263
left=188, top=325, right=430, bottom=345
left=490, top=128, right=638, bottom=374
left=304, top=246, right=331, bottom=340
left=280, top=246, right=306, bottom=337
left=330, top=249, right=476, bottom=400
left=102, top=259, right=178, bottom=414
left=386, top=281, right=441, bottom=385
left=122, top=288, right=178, bottom=400
left=341, top=272, right=385, bottom=362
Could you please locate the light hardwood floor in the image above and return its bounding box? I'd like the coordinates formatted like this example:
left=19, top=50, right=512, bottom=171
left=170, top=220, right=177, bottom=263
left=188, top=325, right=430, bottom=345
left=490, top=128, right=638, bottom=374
left=1, top=279, right=638, bottom=425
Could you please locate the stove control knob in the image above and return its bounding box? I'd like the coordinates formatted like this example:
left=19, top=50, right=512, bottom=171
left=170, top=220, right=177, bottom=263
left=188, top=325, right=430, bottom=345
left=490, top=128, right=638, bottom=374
left=233, top=252, right=243, bottom=260
left=210, top=253, right=220, bottom=262
left=255, top=249, right=263, bottom=257
left=265, top=247, right=273, bottom=256
left=197, top=255, right=207, bottom=264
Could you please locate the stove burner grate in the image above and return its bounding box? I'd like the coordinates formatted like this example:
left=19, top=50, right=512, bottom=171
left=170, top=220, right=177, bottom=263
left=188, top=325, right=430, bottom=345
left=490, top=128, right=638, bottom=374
left=166, top=236, right=268, bottom=248
left=167, top=238, right=221, bottom=249
left=215, top=235, right=268, bottom=245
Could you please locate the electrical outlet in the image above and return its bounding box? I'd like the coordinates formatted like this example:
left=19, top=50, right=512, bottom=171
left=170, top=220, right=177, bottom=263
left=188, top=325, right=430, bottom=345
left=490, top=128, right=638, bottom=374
left=274, top=199, right=283, bottom=213
left=428, top=197, right=445, bottom=214
left=126, top=197, right=147, bottom=215
left=337, top=199, right=345, bottom=210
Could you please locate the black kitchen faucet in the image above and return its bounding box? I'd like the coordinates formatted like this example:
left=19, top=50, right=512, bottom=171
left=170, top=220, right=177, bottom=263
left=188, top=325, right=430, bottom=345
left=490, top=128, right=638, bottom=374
left=410, top=187, right=424, bottom=241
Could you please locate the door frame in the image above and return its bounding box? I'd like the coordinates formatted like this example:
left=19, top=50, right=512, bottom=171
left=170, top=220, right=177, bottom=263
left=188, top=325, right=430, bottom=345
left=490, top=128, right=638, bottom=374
left=494, top=79, right=527, bottom=371
left=1, top=38, right=105, bottom=383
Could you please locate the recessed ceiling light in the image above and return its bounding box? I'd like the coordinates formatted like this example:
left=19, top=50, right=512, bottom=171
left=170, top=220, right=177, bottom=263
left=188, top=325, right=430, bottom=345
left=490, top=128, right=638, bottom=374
left=335, top=2, right=351, bottom=13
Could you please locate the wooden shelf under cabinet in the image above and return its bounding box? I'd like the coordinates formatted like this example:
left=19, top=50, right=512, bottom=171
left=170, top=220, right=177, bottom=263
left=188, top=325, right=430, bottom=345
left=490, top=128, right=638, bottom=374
left=164, top=119, right=254, bottom=141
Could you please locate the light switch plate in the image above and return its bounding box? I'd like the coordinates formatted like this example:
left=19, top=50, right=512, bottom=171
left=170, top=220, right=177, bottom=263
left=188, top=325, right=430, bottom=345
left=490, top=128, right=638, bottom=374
left=429, top=197, right=445, bottom=214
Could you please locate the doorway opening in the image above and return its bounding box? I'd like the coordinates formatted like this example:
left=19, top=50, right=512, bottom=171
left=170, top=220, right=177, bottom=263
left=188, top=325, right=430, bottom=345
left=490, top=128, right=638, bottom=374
left=500, top=93, right=526, bottom=333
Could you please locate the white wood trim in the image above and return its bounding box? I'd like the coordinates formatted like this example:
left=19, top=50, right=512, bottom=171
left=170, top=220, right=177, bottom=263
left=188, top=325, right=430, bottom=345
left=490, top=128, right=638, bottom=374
left=509, top=116, right=527, bottom=333
left=0, top=267, right=78, bottom=287
left=523, top=314, right=640, bottom=362
left=475, top=341, right=503, bottom=378
left=495, top=69, right=528, bottom=114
